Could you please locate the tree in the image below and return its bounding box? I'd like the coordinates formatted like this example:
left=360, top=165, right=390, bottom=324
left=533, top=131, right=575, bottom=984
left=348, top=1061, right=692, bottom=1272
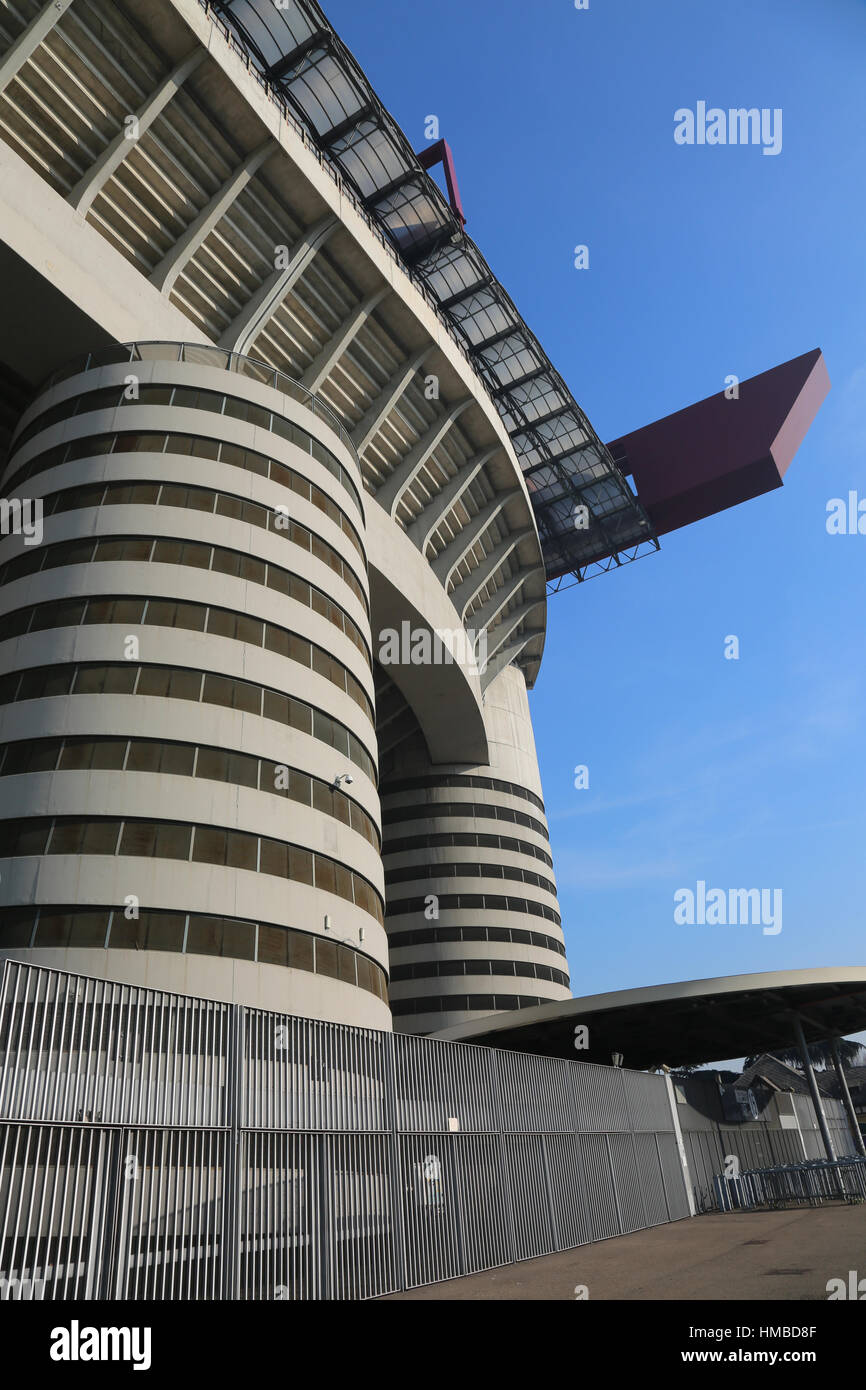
left=743, top=1039, right=864, bottom=1072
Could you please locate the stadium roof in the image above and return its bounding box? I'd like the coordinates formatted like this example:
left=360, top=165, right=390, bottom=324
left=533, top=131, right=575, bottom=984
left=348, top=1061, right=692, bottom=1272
left=432, top=969, right=866, bottom=1069
left=210, top=0, right=658, bottom=585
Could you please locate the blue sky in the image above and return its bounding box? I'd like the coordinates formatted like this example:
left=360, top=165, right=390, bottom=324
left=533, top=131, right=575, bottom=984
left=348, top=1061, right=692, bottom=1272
left=321, top=0, right=866, bottom=1055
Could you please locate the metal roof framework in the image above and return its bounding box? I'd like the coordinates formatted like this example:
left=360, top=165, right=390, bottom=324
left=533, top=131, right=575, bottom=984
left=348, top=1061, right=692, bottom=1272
left=210, top=0, right=658, bottom=584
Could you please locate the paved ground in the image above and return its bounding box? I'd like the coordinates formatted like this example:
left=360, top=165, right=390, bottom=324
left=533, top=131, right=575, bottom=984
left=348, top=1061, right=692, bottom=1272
left=381, top=1204, right=866, bottom=1300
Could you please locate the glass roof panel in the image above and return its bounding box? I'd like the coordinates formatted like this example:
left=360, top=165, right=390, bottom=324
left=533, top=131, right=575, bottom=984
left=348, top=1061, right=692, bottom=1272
left=420, top=243, right=489, bottom=301
left=332, top=123, right=410, bottom=195
left=374, top=181, right=453, bottom=258
left=283, top=52, right=367, bottom=132
left=216, top=0, right=318, bottom=67
left=213, top=0, right=657, bottom=583
left=449, top=290, right=516, bottom=346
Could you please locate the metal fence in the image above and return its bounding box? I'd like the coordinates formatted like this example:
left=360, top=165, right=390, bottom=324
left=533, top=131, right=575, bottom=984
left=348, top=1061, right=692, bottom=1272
left=713, top=1156, right=866, bottom=1213
left=0, top=960, right=690, bottom=1300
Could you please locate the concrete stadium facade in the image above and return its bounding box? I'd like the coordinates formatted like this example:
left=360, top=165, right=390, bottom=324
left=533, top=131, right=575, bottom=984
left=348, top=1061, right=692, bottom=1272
left=0, top=0, right=570, bottom=1031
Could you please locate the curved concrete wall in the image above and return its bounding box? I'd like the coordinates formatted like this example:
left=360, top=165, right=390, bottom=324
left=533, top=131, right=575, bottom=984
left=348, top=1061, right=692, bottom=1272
left=0, top=346, right=389, bottom=1028
left=380, top=664, right=571, bottom=1033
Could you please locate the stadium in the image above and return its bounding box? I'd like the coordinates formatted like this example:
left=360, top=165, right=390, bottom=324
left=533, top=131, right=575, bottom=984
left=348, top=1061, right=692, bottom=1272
left=0, top=0, right=862, bottom=1300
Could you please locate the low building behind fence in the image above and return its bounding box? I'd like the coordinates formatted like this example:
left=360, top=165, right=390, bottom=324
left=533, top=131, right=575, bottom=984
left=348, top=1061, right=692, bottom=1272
left=674, top=1071, right=859, bottom=1211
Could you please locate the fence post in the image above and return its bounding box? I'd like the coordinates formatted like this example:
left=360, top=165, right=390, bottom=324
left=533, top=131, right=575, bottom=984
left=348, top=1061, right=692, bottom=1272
left=491, top=1052, right=518, bottom=1265
left=94, top=1128, right=125, bottom=1299
left=385, top=1033, right=407, bottom=1292
left=222, top=1003, right=243, bottom=1300
left=604, top=1134, right=623, bottom=1237
left=451, top=1134, right=468, bottom=1275
left=539, top=1134, right=561, bottom=1250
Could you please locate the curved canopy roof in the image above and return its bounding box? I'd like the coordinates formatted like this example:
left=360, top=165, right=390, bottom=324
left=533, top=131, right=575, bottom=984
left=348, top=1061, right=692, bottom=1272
left=432, top=969, right=866, bottom=1069
left=211, top=0, right=657, bottom=583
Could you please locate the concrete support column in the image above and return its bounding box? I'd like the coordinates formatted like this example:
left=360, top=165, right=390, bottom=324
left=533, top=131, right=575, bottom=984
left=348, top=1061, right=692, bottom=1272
left=380, top=665, right=569, bottom=1033
left=830, top=1036, right=866, bottom=1157
left=663, top=1070, right=696, bottom=1217
left=0, top=343, right=388, bottom=1029
left=792, top=1016, right=836, bottom=1160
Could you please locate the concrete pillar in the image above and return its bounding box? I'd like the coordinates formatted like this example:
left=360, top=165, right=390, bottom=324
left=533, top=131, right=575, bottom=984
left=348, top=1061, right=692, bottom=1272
left=663, top=1071, right=696, bottom=1217
left=792, top=1017, right=836, bottom=1160
left=380, top=664, right=570, bottom=1033
left=830, top=1036, right=866, bottom=1157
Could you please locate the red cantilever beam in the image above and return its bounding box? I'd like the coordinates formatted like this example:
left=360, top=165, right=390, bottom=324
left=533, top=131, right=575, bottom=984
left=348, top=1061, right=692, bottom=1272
left=607, top=349, right=830, bottom=535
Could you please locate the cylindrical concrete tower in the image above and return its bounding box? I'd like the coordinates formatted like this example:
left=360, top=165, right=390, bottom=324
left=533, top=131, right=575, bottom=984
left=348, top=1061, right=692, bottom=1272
left=380, top=664, right=571, bottom=1032
left=0, top=343, right=389, bottom=1027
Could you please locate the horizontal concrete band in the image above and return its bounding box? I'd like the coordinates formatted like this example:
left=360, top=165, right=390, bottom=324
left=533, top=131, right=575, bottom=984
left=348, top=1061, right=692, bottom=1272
left=4, top=432, right=367, bottom=579
left=0, top=903, right=389, bottom=993
left=0, top=691, right=381, bottom=827
left=11, top=355, right=366, bottom=505
left=28, top=470, right=371, bottom=612
left=0, top=855, right=388, bottom=967
left=0, top=771, right=383, bottom=887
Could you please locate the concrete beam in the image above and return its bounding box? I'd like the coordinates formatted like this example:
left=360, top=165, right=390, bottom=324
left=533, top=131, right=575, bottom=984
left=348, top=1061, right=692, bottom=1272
left=365, top=502, right=487, bottom=765
left=150, top=140, right=274, bottom=295
left=300, top=287, right=388, bottom=393
left=69, top=49, right=206, bottom=216
left=480, top=631, right=541, bottom=692
left=431, top=491, right=519, bottom=589
left=219, top=213, right=339, bottom=356
left=406, top=448, right=498, bottom=554
left=351, top=347, right=431, bottom=455
left=0, top=140, right=210, bottom=382
left=482, top=596, right=545, bottom=661
left=664, top=1071, right=698, bottom=1217
left=0, top=0, right=73, bottom=96
left=375, top=397, right=472, bottom=518
left=450, top=529, right=532, bottom=623
left=470, top=575, right=534, bottom=644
